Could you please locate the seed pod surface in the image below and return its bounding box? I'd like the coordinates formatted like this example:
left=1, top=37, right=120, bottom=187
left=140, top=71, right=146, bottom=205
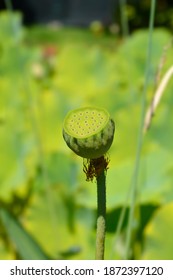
left=63, top=107, right=115, bottom=159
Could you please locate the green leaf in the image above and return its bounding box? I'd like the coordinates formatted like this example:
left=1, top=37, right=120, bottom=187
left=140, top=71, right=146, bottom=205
left=77, top=146, right=173, bottom=210
left=24, top=188, right=95, bottom=260
left=46, top=152, right=78, bottom=190
left=0, top=209, right=49, bottom=260
left=0, top=11, right=23, bottom=45
left=142, top=203, right=173, bottom=260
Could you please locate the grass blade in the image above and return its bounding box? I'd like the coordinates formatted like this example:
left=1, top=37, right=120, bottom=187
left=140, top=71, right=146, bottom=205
left=0, top=209, right=49, bottom=260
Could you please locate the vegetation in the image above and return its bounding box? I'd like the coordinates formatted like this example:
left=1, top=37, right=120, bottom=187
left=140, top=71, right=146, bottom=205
left=0, top=8, right=173, bottom=260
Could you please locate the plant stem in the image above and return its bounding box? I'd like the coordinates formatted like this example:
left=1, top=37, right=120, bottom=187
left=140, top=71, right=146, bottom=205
left=120, top=0, right=129, bottom=38
left=4, top=0, right=13, bottom=10
left=125, top=0, right=156, bottom=259
left=95, top=167, right=106, bottom=260
left=4, top=0, right=57, bottom=243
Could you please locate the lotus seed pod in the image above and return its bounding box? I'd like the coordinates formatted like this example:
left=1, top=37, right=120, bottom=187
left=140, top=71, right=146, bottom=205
left=62, top=107, right=115, bottom=159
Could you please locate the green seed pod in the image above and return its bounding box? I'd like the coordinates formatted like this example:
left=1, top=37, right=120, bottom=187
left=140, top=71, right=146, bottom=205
left=62, top=107, right=115, bottom=159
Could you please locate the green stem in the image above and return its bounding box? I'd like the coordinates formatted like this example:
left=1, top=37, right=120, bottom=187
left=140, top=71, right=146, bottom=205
left=4, top=0, right=57, bottom=243
left=95, top=167, right=106, bottom=260
left=4, top=0, right=13, bottom=10
left=125, top=0, right=156, bottom=259
left=120, top=0, right=129, bottom=38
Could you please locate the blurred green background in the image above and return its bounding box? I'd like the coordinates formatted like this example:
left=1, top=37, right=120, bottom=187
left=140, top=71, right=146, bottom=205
left=0, top=2, right=173, bottom=260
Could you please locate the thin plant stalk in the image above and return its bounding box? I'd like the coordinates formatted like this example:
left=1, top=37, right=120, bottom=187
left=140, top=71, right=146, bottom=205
left=4, top=0, right=57, bottom=242
left=110, top=184, right=131, bottom=259
left=95, top=167, right=106, bottom=260
left=125, top=0, right=156, bottom=259
left=4, top=0, right=13, bottom=10
left=120, top=0, right=129, bottom=38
